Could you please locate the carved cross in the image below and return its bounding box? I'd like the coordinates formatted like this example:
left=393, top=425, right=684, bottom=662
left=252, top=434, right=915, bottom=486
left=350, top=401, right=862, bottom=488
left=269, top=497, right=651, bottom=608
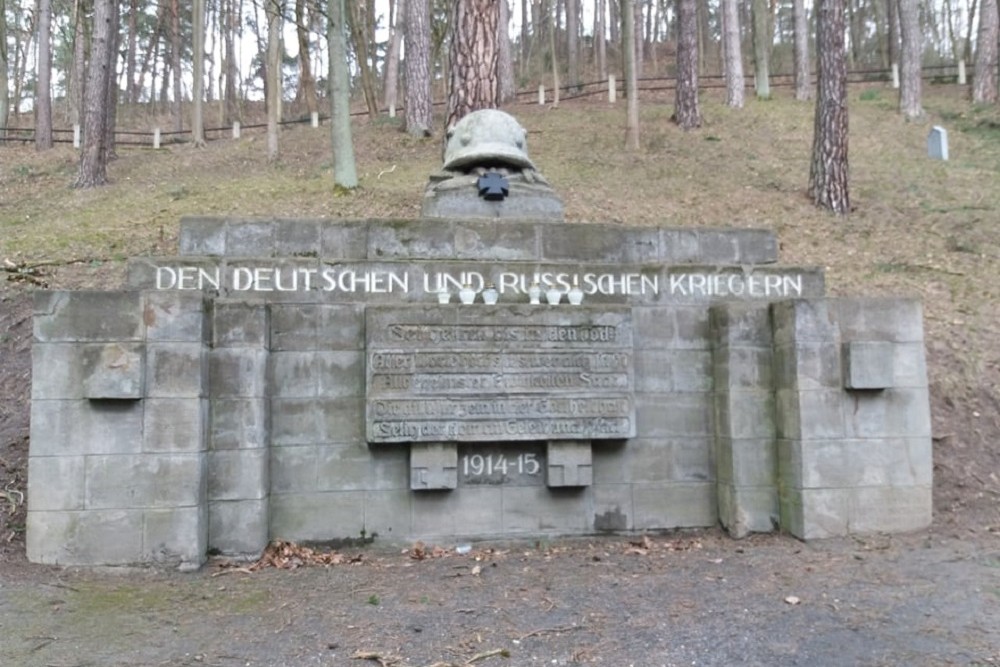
left=477, top=171, right=509, bottom=201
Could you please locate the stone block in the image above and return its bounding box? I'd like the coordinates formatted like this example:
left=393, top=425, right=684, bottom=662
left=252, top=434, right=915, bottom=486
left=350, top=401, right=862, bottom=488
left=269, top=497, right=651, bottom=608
left=30, top=399, right=143, bottom=456
left=781, top=487, right=851, bottom=539
left=269, top=304, right=364, bottom=351
left=635, top=394, right=713, bottom=437
left=274, top=218, right=321, bottom=256
left=715, top=437, right=777, bottom=487
left=771, top=300, right=838, bottom=346
left=410, top=442, right=458, bottom=490
left=363, top=489, right=413, bottom=538
left=696, top=230, right=742, bottom=264
left=316, top=398, right=366, bottom=443
left=775, top=389, right=845, bottom=440
left=772, top=342, right=842, bottom=391
left=269, top=398, right=322, bottom=445
left=715, top=390, right=776, bottom=440
left=210, top=348, right=268, bottom=398
left=209, top=498, right=269, bottom=556
left=178, top=216, right=227, bottom=255
left=712, top=347, right=773, bottom=389
left=226, top=220, right=275, bottom=256
left=843, top=341, right=894, bottom=390
left=315, top=444, right=374, bottom=491
left=208, top=448, right=268, bottom=501
left=543, top=225, right=660, bottom=264
left=144, top=398, right=206, bottom=453
left=368, top=219, right=456, bottom=259
left=546, top=440, right=593, bottom=487
left=849, top=485, right=932, bottom=533
left=270, top=445, right=318, bottom=494
left=316, top=306, right=366, bottom=350
left=454, top=220, right=539, bottom=260
left=718, top=486, right=778, bottom=538
left=28, top=456, right=86, bottom=510
left=146, top=343, right=206, bottom=398
left=710, top=303, right=773, bottom=348
left=672, top=307, right=712, bottom=349
left=796, top=438, right=932, bottom=488
left=592, top=484, right=634, bottom=531
left=212, top=301, right=268, bottom=348
left=127, top=258, right=224, bottom=292
left=27, top=509, right=144, bottom=565
left=320, top=219, right=369, bottom=259
left=733, top=229, right=780, bottom=265
left=830, top=298, right=925, bottom=343
left=891, top=342, right=928, bottom=388
left=501, top=486, right=591, bottom=534
left=144, top=292, right=208, bottom=342
left=669, top=437, right=714, bottom=482
left=35, top=291, right=144, bottom=342
left=85, top=454, right=205, bottom=509
left=843, top=388, right=932, bottom=439
left=632, top=483, right=716, bottom=529
left=635, top=350, right=713, bottom=393
left=632, top=307, right=676, bottom=350
left=660, top=229, right=702, bottom=263
left=269, top=491, right=365, bottom=542
left=144, top=506, right=206, bottom=567
left=210, top=398, right=268, bottom=450
left=32, top=343, right=85, bottom=399
left=82, top=343, right=145, bottom=399
left=269, top=351, right=363, bottom=399
left=413, top=486, right=504, bottom=537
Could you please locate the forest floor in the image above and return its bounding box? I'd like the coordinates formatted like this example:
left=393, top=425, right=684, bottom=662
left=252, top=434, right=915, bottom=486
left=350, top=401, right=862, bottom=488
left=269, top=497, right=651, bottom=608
left=1, top=85, right=999, bottom=665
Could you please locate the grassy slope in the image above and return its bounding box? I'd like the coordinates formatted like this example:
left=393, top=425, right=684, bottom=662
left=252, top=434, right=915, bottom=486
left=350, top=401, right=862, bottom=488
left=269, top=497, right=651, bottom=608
left=1, top=84, right=998, bottom=524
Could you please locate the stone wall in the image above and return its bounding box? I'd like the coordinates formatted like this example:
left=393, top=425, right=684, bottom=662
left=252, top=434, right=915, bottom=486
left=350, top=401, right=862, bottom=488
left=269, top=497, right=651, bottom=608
left=26, top=217, right=933, bottom=567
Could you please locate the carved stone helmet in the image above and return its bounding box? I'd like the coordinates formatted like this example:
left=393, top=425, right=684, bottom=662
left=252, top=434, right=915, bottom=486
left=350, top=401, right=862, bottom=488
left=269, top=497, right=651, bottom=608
left=443, top=109, right=536, bottom=172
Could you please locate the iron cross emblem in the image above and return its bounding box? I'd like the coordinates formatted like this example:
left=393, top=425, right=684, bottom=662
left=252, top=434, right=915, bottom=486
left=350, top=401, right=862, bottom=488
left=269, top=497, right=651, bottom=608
left=477, top=171, right=510, bottom=201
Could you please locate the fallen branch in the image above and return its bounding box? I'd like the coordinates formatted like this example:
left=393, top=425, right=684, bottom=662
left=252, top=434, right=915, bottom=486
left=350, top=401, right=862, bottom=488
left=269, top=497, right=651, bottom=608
left=516, top=624, right=584, bottom=641
left=352, top=650, right=401, bottom=666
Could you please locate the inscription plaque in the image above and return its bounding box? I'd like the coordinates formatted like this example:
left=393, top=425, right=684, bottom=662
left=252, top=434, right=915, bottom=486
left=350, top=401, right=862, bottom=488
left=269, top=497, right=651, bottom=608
left=366, top=306, right=636, bottom=443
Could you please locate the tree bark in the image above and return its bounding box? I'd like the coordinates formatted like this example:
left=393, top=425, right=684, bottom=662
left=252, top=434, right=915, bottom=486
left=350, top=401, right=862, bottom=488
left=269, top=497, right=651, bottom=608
left=809, top=0, right=850, bottom=215
left=596, top=0, right=607, bottom=79
left=721, top=0, right=744, bottom=108
left=898, top=0, right=923, bottom=118
left=76, top=0, right=115, bottom=188
left=566, top=0, right=579, bottom=88
left=445, top=0, right=500, bottom=131
left=125, top=0, right=138, bottom=103
left=266, top=0, right=282, bottom=162
left=193, top=0, right=207, bottom=146
left=404, top=0, right=433, bottom=135
left=102, top=0, right=119, bottom=162
left=347, top=0, right=379, bottom=119
left=70, top=0, right=88, bottom=121
left=35, top=0, right=54, bottom=150
left=498, top=0, right=516, bottom=102
left=793, top=0, right=811, bottom=100
left=0, top=0, right=8, bottom=136
left=329, top=0, right=358, bottom=188
left=973, top=0, right=998, bottom=103
left=673, top=0, right=700, bottom=129
left=296, top=0, right=319, bottom=115
left=384, top=0, right=404, bottom=115
left=223, top=0, right=240, bottom=122
left=622, top=0, right=639, bottom=149
left=751, top=0, right=771, bottom=98
left=171, top=0, right=183, bottom=132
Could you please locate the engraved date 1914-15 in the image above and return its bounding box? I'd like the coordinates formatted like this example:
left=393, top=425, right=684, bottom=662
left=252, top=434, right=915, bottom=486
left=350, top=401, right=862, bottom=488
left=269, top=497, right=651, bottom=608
left=462, top=453, right=540, bottom=477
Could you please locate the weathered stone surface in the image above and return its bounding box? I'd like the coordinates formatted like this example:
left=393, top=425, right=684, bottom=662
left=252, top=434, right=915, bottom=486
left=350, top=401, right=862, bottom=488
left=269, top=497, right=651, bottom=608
left=179, top=216, right=227, bottom=256
left=84, top=454, right=204, bottom=509
left=27, top=509, right=144, bottom=565
left=144, top=506, right=207, bottom=567
left=843, top=341, right=895, bottom=390
left=35, top=291, right=144, bottom=342
left=144, top=292, right=208, bottom=342
left=145, top=343, right=206, bottom=398
left=208, top=448, right=268, bottom=500
left=82, top=343, right=145, bottom=399
left=144, top=398, right=206, bottom=453
left=546, top=440, right=593, bottom=487
left=28, top=456, right=86, bottom=510
left=208, top=499, right=269, bottom=555
left=30, top=399, right=143, bottom=456
left=410, top=442, right=458, bottom=490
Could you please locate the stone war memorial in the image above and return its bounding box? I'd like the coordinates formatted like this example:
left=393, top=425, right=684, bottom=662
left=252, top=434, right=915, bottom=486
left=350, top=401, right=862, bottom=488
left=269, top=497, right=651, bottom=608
left=27, top=110, right=932, bottom=569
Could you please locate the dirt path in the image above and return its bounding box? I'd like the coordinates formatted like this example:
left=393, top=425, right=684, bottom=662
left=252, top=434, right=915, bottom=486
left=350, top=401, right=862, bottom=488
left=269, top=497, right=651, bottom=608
left=2, top=528, right=998, bottom=667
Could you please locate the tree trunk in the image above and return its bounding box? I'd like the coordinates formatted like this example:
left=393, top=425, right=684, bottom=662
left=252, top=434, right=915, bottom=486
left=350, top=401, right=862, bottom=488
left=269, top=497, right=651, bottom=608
left=171, top=0, right=183, bottom=132
left=404, top=0, right=433, bottom=135
left=888, top=0, right=901, bottom=74
left=721, top=0, right=744, bottom=108
left=809, top=0, right=850, bottom=215
left=223, top=0, right=239, bottom=122
left=566, top=0, right=579, bottom=88
left=125, top=0, right=138, bottom=103
left=102, top=0, right=119, bottom=162
left=35, top=0, right=54, bottom=150
left=266, top=0, right=282, bottom=161
left=793, top=0, right=811, bottom=100
left=751, top=0, right=771, bottom=98
left=596, top=0, right=607, bottom=79
left=0, top=0, right=9, bottom=136
left=549, top=0, right=560, bottom=106
left=445, top=0, right=500, bottom=131
left=673, top=0, right=700, bottom=129
left=384, top=0, right=404, bottom=115
left=633, top=0, right=643, bottom=78
left=296, top=0, right=319, bottom=115
left=76, top=0, right=115, bottom=188
left=964, top=0, right=978, bottom=64
left=69, top=0, right=88, bottom=122
left=329, top=0, right=358, bottom=188
left=348, top=0, right=379, bottom=119
left=898, top=0, right=923, bottom=118
left=498, top=0, right=516, bottom=102
left=973, top=0, right=998, bottom=103
left=193, top=0, right=207, bottom=146
left=622, top=0, right=639, bottom=149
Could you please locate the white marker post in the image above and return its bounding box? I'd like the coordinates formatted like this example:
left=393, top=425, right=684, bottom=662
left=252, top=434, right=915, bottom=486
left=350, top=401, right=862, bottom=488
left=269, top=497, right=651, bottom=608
left=232, top=121, right=241, bottom=139
left=153, top=127, right=161, bottom=149
left=608, top=75, right=616, bottom=104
